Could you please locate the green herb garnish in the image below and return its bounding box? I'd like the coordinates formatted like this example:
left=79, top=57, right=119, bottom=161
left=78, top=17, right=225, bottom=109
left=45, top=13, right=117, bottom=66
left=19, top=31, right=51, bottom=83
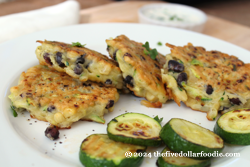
left=10, top=105, right=18, bottom=117
left=233, top=64, right=237, bottom=71
left=65, top=61, right=69, bottom=66
left=157, top=42, right=162, bottom=46
left=96, top=75, right=100, bottom=77
left=112, top=118, right=118, bottom=122
left=220, top=97, right=224, bottom=101
left=142, top=42, right=158, bottom=60
left=178, top=87, right=182, bottom=91
left=169, top=15, right=183, bottom=21
left=71, top=42, right=86, bottom=47
left=191, top=59, right=203, bottom=66
left=133, top=70, right=136, bottom=77
left=201, top=97, right=212, bottom=101
left=154, top=115, right=163, bottom=124
left=178, top=60, right=184, bottom=64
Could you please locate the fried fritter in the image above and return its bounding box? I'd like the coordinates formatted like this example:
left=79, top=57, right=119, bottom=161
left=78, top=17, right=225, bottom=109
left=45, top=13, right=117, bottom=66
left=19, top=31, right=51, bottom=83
left=162, top=43, right=249, bottom=120
left=35, top=40, right=124, bottom=89
left=106, top=35, right=168, bottom=103
left=8, top=65, right=119, bottom=128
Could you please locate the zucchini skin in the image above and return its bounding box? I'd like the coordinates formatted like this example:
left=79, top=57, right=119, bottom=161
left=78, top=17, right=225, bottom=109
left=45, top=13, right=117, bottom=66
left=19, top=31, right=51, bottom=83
left=107, top=131, right=162, bottom=147
left=214, top=119, right=250, bottom=145
left=79, top=150, right=144, bottom=167
left=157, top=147, right=211, bottom=167
left=79, top=134, right=146, bottom=167
left=160, top=119, right=224, bottom=160
left=157, top=156, right=211, bottom=167
left=107, top=113, right=162, bottom=147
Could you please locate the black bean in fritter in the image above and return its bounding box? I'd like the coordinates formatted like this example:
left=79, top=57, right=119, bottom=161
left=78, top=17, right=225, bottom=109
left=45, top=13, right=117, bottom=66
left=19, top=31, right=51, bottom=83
left=154, top=63, right=160, bottom=69
left=43, top=53, right=52, bottom=65
left=56, top=52, right=66, bottom=68
left=105, top=100, right=114, bottom=109
left=82, top=83, right=91, bottom=87
left=125, top=75, right=134, bottom=87
left=177, top=73, right=187, bottom=86
left=113, top=49, right=118, bottom=61
left=45, top=125, right=59, bottom=140
left=26, top=93, right=33, bottom=97
left=206, top=85, right=214, bottom=95
left=168, top=60, right=184, bottom=72
left=105, top=79, right=112, bottom=85
left=229, top=98, right=241, bottom=105
left=107, top=45, right=110, bottom=52
left=140, top=55, right=146, bottom=61
left=74, top=64, right=83, bottom=75
left=124, top=53, right=132, bottom=57
left=76, top=54, right=86, bottom=64
left=47, top=105, right=56, bottom=112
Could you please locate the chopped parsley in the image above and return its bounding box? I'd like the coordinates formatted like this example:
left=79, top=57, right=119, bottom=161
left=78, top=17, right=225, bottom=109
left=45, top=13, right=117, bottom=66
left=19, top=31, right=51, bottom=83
left=133, top=70, right=136, bottom=77
left=10, top=105, right=18, bottom=117
left=71, top=42, right=86, bottom=47
left=169, top=15, right=183, bottom=21
left=65, top=61, right=69, bottom=66
left=112, top=118, right=118, bottom=122
left=142, top=41, right=158, bottom=60
left=233, top=64, right=237, bottom=71
left=96, top=75, right=100, bottom=78
left=157, top=42, right=162, bottom=46
left=191, top=59, right=203, bottom=66
left=201, top=97, right=212, bottom=101
left=178, top=60, right=184, bottom=64
left=178, top=87, right=182, bottom=91
left=154, top=115, right=163, bottom=124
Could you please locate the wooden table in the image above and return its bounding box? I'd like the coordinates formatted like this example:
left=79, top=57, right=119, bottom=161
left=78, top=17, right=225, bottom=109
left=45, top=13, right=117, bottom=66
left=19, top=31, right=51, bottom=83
left=80, top=1, right=250, bottom=51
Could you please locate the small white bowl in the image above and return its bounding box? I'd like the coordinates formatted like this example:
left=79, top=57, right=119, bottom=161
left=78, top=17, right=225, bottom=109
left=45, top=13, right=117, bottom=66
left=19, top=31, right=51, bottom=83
left=138, top=3, right=207, bottom=32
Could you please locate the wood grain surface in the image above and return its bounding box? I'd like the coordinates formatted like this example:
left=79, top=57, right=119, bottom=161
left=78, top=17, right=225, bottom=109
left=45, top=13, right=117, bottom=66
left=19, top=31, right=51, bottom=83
left=80, top=1, right=250, bottom=51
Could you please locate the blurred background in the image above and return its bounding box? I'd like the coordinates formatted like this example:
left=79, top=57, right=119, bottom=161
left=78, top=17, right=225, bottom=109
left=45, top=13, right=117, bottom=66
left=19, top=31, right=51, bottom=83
left=0, top=0, right=249, bottom=27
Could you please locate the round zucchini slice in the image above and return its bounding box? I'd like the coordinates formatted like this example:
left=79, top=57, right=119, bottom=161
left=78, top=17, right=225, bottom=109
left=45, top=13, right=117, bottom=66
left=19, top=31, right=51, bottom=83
left=214, top=108, right=250, bottom=145
left=157, top=147, right=211, bottom=167
left=79, top=134, right=146, bottom=167
left=160, top=118, right=224, bottom=159
left=107, top=113, right=162, bottom=146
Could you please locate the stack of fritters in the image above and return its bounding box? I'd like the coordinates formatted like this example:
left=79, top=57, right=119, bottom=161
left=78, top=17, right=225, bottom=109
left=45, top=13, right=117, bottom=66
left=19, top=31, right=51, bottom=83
left=9, top=65, right=119, bottom=128
left=9, top=40, right=124, bottom=128
left=162, top=43, right=250, bottom=120
left=106, top=35, right=168, bottom=103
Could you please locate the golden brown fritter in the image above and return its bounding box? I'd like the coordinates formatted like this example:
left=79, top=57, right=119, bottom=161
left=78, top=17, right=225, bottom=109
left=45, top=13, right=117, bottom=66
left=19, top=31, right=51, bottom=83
left=106, top=35, right=168, bottom=103
left=8, top=65, right=119, bottom=128
left=162, top=43, right=249, bottom=120
left=36, top=40, right=124, bottom=89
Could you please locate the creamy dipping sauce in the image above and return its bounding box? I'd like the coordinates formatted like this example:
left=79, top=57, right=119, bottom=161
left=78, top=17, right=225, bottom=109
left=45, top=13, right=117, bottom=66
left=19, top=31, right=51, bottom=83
left=142, top=7, right=202, bottom=24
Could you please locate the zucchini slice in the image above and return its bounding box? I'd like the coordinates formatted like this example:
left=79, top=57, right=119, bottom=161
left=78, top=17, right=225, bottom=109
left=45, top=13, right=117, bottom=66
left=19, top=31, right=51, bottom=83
left=214, top=108, right=250, bottom=145
left=157, top=147, right=211, bottom=167
left=160, top=118, right=224, bottom=159
left=79, top=134, right=146, bottom=167
left=107, top=113, right=162, bottom=146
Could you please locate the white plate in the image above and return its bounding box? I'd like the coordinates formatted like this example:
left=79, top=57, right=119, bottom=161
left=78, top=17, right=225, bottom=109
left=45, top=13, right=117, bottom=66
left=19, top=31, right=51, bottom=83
left=0, top=23, right=250, bottom=167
